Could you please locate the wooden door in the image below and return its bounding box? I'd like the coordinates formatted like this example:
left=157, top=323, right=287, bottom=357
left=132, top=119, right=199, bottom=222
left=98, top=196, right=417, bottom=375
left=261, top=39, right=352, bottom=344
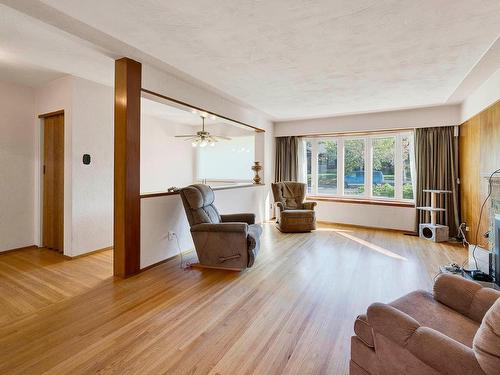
left=43, top=114, right=64, bottom=251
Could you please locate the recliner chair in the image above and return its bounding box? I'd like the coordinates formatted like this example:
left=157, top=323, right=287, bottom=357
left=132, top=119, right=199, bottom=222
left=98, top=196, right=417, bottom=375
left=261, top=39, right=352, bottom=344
left=180, top=184, right=262, bottom=270
left=271, top=181, right=317, bottom=232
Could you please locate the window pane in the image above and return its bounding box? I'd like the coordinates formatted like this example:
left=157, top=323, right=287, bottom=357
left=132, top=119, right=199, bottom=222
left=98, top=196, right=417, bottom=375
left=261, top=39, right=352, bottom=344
left=306, top=141, right=312, bottom=194
left=196, top=135, right=254, bottom=182
left=318, top=140, right=337, bottom=195
left=344, top=139, right=365, bottom=195
left=402, top=135, right=414, bottom=200
left=372, top=137, right=395, bottom=198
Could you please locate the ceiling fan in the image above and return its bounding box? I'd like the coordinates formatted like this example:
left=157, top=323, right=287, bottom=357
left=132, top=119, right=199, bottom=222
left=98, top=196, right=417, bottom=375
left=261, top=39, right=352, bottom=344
left=175, top=113, right=231, bottom=147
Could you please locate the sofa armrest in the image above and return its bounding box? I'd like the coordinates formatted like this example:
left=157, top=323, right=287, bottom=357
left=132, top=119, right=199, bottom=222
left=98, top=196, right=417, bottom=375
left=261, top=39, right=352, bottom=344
left=433, top=273, right=500, bottom=322
left=220, top=213, right=255, bottom=225
left=368, top=302, right=484, bottom=375
left=191, top=223, right=248, bottom=234
left=367, top=303, right=420, bottom=346
left=302, top=201, right=317, bottom=210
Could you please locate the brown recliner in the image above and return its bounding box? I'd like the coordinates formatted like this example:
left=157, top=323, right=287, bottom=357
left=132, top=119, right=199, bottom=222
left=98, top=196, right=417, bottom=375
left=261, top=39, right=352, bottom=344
left=271, top=181, right=317, bottom=232
left=180, top=184, right=262, bottom=270
left=350, top=273, right=500, bottom=375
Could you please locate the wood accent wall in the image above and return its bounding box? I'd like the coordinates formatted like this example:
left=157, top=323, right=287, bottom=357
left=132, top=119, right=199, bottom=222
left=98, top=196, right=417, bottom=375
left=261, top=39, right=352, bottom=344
left=114, top=58, right=142, bottom=277
left=459, top=100, right=500, bottom=248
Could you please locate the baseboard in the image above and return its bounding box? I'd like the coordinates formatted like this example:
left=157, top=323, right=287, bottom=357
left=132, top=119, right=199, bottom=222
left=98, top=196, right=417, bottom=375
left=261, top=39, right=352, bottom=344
left=140, top=249, right=195, bottom=272
left=0, top=244, right=38, bottom=255
left=316, top=220, right=412, bottom=233
left=64, top=246, right=113, bottom=259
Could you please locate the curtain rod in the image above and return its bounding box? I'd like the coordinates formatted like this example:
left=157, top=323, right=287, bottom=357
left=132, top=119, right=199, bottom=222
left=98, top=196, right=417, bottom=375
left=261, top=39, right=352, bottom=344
left=283, top=127, right=415, bottom=138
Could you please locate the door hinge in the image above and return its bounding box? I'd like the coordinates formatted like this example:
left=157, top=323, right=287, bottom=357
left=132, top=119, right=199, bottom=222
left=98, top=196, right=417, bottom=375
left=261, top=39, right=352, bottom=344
left=43, top=165, right=46, bottom=174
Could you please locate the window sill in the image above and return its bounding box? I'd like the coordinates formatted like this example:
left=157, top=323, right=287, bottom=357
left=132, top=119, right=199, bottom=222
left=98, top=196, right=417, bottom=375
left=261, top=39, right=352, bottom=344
left=306, top=196, right=415, bottom=208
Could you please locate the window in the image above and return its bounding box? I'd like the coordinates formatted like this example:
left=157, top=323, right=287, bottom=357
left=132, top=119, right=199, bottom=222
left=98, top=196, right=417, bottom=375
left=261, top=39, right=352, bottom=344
left=303, top=131, right=415, bottom=201
left=196, top=135, right=255, bottom=183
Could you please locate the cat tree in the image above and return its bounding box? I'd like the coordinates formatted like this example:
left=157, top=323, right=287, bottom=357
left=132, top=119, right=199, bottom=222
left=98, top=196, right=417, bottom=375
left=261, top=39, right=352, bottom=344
left=417, top=189, right=451, bottom=242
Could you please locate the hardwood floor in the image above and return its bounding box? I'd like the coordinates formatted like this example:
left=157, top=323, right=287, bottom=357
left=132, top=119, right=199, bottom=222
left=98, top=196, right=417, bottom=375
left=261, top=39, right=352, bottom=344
left=0, top=223, right=466, bottom=374
left=0, top=247, right=112, bottom=325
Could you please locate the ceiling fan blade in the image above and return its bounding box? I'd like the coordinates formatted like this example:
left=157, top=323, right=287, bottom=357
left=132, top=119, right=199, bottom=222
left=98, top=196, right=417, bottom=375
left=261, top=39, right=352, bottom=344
left=175, top=135, right=197, bottom=138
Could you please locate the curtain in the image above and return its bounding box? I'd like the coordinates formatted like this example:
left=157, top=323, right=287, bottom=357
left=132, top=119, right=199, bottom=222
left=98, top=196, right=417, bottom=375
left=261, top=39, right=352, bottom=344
left=415, top=126, right=460, bottom=237
left=275, top=136, right=299, bottom=182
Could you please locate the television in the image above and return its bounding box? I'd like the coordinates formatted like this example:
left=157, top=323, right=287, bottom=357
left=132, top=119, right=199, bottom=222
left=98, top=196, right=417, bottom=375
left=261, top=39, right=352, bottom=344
left=495, top=214, right=500, bottom=287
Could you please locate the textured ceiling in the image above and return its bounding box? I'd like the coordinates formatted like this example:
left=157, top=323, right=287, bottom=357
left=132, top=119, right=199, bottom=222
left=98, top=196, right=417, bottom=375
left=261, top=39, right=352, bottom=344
left=36, top=0, right=500, bottom=119
left=2, top=1, right=500, bottom=119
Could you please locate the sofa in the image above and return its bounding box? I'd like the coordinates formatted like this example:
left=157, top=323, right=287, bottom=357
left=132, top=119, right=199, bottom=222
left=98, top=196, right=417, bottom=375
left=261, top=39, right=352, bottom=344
left=351, top=273, right=500, bottom=375
left=271, top=181, right=317, bottom=232
left=180, top=184, right=262, bottom=270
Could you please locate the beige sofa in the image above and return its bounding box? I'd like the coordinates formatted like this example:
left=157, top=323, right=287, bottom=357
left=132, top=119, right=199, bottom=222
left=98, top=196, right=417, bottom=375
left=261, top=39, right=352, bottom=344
left=180, top=184, right=262, bottom=270
left=271, top=181, right=317, bottom=232
left=351, top=273, right=500, bottom=375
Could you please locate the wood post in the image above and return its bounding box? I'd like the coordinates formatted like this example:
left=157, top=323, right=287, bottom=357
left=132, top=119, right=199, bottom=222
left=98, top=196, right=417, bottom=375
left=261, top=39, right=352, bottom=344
left=114, top=58, right=141, bottom=277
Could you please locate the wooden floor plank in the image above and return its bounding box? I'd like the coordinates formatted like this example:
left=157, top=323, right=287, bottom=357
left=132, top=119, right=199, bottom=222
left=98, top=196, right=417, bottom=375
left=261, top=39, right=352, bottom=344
left=0, top=223, right=466, bottom=374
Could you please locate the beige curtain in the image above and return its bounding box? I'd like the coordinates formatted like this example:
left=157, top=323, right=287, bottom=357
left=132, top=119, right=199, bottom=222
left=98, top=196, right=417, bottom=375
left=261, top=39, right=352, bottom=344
left=275, top=136, right=299, bottom=182
left=415, top=126, right=460, bottom=237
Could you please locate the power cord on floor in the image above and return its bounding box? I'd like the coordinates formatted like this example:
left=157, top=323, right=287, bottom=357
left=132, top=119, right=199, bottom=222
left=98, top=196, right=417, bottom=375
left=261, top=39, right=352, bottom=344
left=171, top=233, right=186, bottom=269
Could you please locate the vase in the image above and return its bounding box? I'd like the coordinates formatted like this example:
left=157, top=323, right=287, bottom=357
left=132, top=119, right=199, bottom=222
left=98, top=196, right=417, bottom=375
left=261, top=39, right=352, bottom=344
left=251, top=162, right=262, bottom=184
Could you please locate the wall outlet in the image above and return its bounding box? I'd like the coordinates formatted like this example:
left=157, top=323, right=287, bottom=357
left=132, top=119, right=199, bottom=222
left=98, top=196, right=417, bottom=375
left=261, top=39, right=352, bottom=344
left=465, top=226, right=470, bottom=232
left=167, top=231, right=175, bottom=241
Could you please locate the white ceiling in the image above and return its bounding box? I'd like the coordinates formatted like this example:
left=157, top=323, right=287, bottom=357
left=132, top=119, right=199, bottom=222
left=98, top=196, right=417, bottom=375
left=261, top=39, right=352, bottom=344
left=0, top=4, right=114, bottom=87
left=1, top=1, right=500, bottom=120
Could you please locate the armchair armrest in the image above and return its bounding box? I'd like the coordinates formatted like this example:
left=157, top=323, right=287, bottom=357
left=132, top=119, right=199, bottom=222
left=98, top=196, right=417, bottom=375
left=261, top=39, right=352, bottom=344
left=220, top=213, right=255, bottom=225
left=302, top=201, right=317, bottom=210
left=191, top=223, right=248, bottom=234
left=367, top=303, right=420, bottom=346
left=368, top=303, right=484, bottom=375
left=433, top=273, right=500, bottom=322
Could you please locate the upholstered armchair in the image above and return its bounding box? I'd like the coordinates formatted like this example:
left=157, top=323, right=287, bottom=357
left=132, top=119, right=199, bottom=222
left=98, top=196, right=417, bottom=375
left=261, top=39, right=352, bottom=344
left=180, top=184, right=262, bottom=271
left=271, top=181, right=317, bottom=232
left=351, top=274, right=500, bottom=375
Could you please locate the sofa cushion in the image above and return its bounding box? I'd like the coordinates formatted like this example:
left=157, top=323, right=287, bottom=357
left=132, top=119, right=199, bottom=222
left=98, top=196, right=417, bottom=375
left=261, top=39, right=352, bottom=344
left=354, top=314, right=374, bottom=347
left=390, top=290, right=479, bottom=347
left=473, top=298, right=500, bottom=375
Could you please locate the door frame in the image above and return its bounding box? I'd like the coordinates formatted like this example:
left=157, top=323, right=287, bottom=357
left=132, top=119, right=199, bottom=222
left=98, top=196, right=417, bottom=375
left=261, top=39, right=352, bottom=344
left=36, top=110, right=66, bottom=253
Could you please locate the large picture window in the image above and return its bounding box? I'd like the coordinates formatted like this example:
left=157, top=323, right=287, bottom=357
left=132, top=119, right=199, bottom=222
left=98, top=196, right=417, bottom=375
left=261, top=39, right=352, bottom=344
left=303, top=131, right=415, bottom=201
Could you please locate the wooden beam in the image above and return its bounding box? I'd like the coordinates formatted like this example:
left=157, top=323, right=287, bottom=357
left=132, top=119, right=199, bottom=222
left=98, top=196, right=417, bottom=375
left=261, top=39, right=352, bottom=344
left=114, top=58, right=142, bottom=277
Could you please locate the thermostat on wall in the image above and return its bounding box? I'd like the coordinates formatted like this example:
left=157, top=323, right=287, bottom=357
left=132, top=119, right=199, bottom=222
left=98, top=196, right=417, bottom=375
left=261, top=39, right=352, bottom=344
left=83, top=154, right=91, bottom=165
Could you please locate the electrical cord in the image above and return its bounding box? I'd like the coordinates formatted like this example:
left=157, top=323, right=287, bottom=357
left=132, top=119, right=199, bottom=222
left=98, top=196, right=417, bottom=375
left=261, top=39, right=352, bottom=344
left=172, top=233, right=184, bottom=269
left=462, top=168, right=500, bottom=272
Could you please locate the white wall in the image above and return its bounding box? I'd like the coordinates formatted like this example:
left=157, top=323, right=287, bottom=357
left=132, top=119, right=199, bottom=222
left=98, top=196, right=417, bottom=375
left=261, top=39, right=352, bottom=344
left=140, top=185, right=270, bottom=268
left=141, top=115, right=194, bottom=193
left=70, top=78, right=113, bottom=256
left=0, top=80, right=35, bottom=251
left=274, top=104, right=461, bottom=137
left=34, top=76, right=114, bottom=257
left=460, top=67, right=500, bottom=122
left=315, top=201, right=416, bottom=232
